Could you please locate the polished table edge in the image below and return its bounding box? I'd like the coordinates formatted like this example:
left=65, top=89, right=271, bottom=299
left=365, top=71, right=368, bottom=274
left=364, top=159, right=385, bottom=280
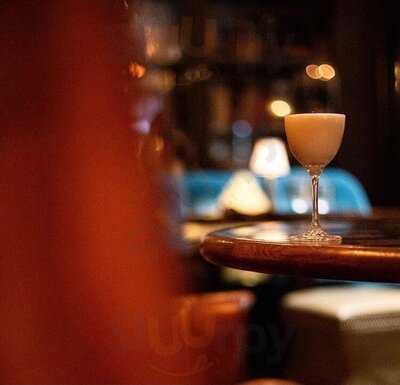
left=201, top=225, right=400, bottom=283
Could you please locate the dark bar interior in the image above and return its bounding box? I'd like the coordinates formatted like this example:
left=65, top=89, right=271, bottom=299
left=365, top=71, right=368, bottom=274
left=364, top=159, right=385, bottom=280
left=1, top=1, right=400, bottom=385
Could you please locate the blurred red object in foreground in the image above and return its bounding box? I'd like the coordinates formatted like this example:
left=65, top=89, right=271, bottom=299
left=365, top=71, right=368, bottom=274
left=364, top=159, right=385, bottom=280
left=0, top=1, right=195, bottom=384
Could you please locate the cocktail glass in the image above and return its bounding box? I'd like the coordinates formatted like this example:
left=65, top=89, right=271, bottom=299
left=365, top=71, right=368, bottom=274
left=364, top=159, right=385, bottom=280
left=284, top=113, right=345, bottom=243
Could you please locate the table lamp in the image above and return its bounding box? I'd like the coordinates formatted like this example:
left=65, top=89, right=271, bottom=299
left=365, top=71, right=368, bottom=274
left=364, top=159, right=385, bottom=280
left=249, top=138, right=290, bottom=209
left=249, top=138, right=290, bottom=179
left=218, top=170, right=272, bottom=216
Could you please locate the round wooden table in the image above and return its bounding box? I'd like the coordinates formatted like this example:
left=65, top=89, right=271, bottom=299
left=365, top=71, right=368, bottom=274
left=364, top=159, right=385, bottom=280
left=201, top=218, right=400, bottom=283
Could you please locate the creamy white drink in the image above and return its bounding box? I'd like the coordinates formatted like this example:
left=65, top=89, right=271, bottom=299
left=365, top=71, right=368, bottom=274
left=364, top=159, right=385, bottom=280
left=284, top=113, right=345, bottom=167
left=284, top=113, right=346, bottom=243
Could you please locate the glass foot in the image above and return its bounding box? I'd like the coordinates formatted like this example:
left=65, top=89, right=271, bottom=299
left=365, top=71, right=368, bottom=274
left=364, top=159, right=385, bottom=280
left=289, top=226, right=342, bottom=244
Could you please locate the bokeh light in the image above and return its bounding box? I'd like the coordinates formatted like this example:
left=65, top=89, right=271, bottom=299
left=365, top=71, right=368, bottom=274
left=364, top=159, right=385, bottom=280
left=129, top=62, right=146, bottom=79
left=269, top=100, right=292, bottom=117
left=232, top=120, right=252, bottom=138
left=306, top=64, right=321, bottom=80
left=318, top=64, right=336, bottom=81
left=306, top=64, right=336, bottom=81
left=394, top=62, right=400, bottom=79
left=291, top=198, right=308, bottom=214
left=395, top=62, right=400, bottom=93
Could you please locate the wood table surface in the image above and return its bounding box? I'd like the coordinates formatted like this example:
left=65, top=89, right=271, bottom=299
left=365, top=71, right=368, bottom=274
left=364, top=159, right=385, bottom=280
left=201, top=218, right=400, bottom=283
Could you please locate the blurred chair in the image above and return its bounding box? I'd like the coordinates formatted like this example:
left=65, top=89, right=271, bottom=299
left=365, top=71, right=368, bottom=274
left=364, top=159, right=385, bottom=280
left=281, top=286, right=400, bottom=385
left=179, top=291, right=303, bottom=385
left=183, top=167, right=371, bottom=218
left=178, top=290, right=255, bottom=385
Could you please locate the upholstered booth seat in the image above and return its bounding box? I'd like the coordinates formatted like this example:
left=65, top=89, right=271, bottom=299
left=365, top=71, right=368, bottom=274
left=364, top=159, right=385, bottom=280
left=282, top=287, right=400, bottom=385
left=183, top=167, right=371, bottom=218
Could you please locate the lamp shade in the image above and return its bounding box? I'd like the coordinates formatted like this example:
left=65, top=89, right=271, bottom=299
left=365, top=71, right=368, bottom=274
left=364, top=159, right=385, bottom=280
left=249, top=138, right=290, bottom=179
left=218, top=170, right=272, bottom=215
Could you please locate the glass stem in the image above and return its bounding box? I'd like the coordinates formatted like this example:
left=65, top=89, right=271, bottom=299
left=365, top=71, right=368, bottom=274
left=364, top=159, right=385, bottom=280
left=308, top=166, right=322, bottom=228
